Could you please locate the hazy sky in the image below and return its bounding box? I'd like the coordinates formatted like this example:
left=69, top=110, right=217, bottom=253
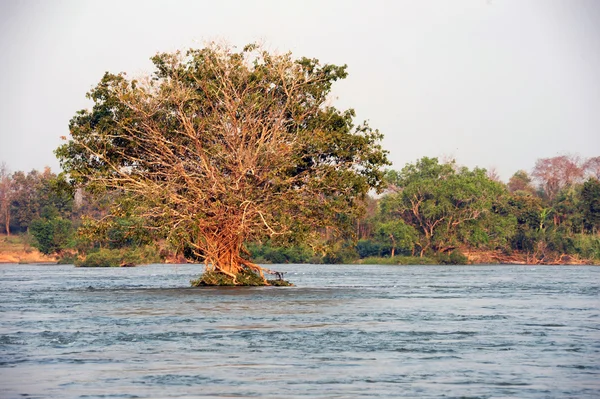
left=1, top=0, right=599, bottom=180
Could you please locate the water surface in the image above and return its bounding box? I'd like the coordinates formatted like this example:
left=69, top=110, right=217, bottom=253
left=1, top=263, right=599, bottom=398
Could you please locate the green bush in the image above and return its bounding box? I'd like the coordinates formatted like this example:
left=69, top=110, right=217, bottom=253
left=75, top=245, right=162, bottom=267
left=323, top=244, right=359, bottom=264
left=76, top=248, right=122, bottom=267
left=436, top=250, right=469, bottom=265
left=359, top=255, right=436, bottom=265
left=29, top=217, right=74, bottom=255
left=572, top=234, right=600, bottom=261
left=246, top=242, right=314, bottom=264
left=122, top=245, right=162, bottom=265
left=356, top=239, right=389, bottom=258
left=57, top=253, right=79, bottom=264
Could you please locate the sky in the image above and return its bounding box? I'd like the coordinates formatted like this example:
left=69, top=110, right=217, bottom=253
left=0, top=0, right=599, bottom=181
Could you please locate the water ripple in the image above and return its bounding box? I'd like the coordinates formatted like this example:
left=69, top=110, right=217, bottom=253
left=1, top=263, right=599, bottom=398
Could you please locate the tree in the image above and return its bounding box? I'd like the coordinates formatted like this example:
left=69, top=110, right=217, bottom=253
left=486, top=167, right=501, bottom=183
left=8, top=168, right=74, bottom=234
left=355, top=195, right=378, bottom=240
left=56, top=43, right=389, bottom=284
left=580, top=178, right=600, bottom=234
left=10, top=170, right=42, bottom=232
left=532, top=155, right=583, bottom=200
left=0, top=163, right=12, bottom=235
left=75, top=195, right=156, bottom=251
left=551, top=186, right=584, bottom=233
left=37, top=168, right=74, bottom=219
left=30, top=216, right=73, bottom=255
left=583, top=156, right=600, bottom=180
left=507, top=170, right=534, bottom=194
left=507, top=191, right=553, bottom=259
left=380, top=158, right=506, bottom=256
left=377, top=219, right=417, bottom=257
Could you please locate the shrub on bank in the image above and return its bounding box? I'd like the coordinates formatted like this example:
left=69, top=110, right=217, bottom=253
left=359, top=251, right=469, bottom=265
left=57, top=253, right=79, bottom=264
left=356, top=239, right=389, bottom=258
left=359, top=256, right=436, bottom=265
left=572, top=234, right=600, bottom=261
left=121, top=246, right=162, bottom=265
left=436, top=250, right=470, bottom=265
left=322, top=244, right=360, bottom=264
left=75, top=245, right=162, bottom=267
left=76, top=248, right=122, bottom=267
left=246, top=242, right=314, bottom=264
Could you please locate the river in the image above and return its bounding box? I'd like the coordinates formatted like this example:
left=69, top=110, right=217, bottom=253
left=0, top=263, right=599, bottom=398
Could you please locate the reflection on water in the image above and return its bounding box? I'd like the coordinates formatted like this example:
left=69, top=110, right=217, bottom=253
left=0, top=263, right=599, bottom=398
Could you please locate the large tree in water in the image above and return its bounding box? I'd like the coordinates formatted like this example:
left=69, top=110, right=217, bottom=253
left=56, top=43, right=389, bottom=284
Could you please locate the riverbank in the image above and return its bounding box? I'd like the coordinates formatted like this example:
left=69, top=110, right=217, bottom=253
left=0, top=235, right=57, bottom=264
left=462, top=249, right=597, bottom=265
left=2, top=234, right=597, bottom=266
left=359, top=250, right=597, bottom=266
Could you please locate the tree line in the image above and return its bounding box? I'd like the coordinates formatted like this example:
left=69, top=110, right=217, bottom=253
left=1, top=44, right=599, bottom=275
left=355, top=155, right=600, bottom=265
left=1, top=154, right=598, bottom=265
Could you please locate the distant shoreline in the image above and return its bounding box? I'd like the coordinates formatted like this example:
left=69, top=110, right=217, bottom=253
left=2, top=234, right=596, bottom=266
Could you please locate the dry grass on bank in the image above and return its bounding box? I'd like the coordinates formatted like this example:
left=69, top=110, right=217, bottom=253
left=462, top=249, right=596, bottom=265
left=0, top=234, right=57, bottom=264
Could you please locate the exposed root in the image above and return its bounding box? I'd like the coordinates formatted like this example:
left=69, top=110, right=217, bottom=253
left=239, top=258, right=268, bottom=283
left=191, top=259, right=293, bottom=287
left=213, top=265, right=239, bottom=285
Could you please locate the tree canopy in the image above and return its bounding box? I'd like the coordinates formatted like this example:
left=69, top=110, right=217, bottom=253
left=380, top=157, right=507, bottom=256
left=55, top=43, right=389, bottom=283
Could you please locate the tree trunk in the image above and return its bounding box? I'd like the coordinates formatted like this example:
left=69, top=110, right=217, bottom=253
left=202, top=234, right=268, bottom=285
left=4, top=210, right=9, bottom=236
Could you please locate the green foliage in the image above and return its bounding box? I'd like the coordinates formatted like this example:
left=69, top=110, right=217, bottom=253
left=9, top=169, right=74, bottom=234
left=572, top=234, right=600, bottom=260
left=356, top=239, right=389, bottom=258
left=56, top=43, right=390, bottom=275
left=75, top=196, right=157, bottom=253
left=56, top=253, right=79, bottom=265
left=75, top=246, right=162, bottom=267
left=380, top=158, right=507, bottom=255
left=435, top=250, right=469, bottom=265
left=10, top=170, right=43, bottom=231
left=580, top=179, right=600, bottom=233
left=508, top=192, right=543, bottom=230
left=267, top=279, right=294, bottom=287
left=190, top=269, right=292, bottom=287
left=511, top=228, right=542, bottom=253
left=366, top=158, right=600, bottom=264
left=39, top=172, right=74, bottom=218
left=360, top=256, right=436, bottom=265
left=505, top=192, right=542, bottom=252
left=322, top=242, right=360, bottom=264
left=507, top=170, right=534, bottom=193
left=542, top=230, right=576, bottom=255
left=377, top=219, right=417, bottom=256
left=29, top=217, right=73, bottom=255
left=121, top=246, right=162, bottom=265
left=246, top=242, right=314, bottom=264
left=76, top=248, right=122, bottom=267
